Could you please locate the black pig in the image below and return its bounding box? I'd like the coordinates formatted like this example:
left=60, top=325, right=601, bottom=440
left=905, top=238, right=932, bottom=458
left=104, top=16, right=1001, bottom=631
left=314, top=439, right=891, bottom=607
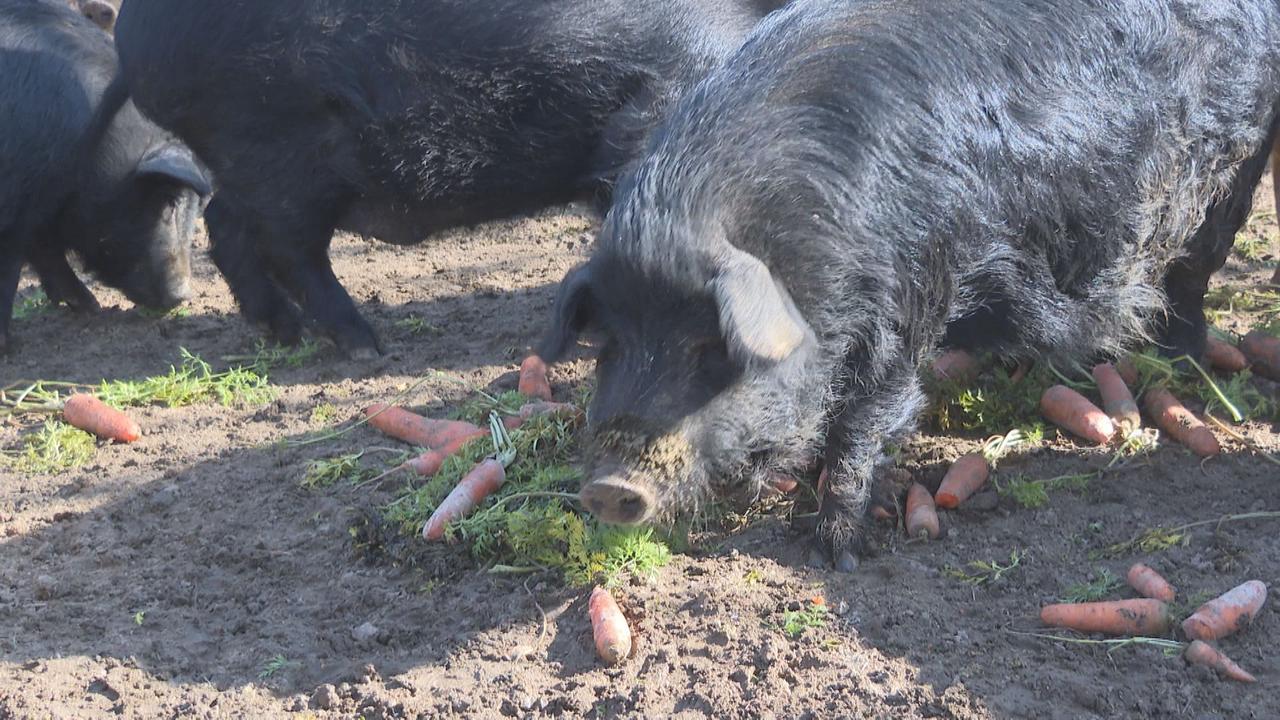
left=109, top=0, right=788, bottom=358
left=0, top=0, right=211, bottom=351
left=540, top=0, right=1280, bottom=569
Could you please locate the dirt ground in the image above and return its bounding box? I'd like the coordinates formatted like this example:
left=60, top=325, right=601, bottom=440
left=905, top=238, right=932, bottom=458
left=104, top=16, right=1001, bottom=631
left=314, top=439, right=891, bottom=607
left=2, top=176, right=1278, bottom=719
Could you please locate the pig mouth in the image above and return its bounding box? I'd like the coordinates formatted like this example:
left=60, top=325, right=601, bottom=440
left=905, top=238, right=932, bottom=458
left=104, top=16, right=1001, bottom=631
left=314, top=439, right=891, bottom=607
left=578, top=468, right=658, bottom=525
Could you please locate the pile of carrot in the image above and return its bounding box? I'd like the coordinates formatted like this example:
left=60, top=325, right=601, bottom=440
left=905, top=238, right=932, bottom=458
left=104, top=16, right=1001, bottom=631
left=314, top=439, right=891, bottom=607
left=1039, top=563, right=1268, bottom=682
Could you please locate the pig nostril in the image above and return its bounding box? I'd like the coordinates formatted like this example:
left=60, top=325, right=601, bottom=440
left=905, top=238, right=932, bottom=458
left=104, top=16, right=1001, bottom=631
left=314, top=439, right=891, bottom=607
left=580, top=476, right=655, bottom=525
left=617, top=496, right=646, bottom=523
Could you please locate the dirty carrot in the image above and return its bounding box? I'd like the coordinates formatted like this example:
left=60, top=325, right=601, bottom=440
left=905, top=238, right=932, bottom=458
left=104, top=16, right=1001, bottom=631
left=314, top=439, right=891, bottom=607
left=1184, top=640, right=1256, bottom=682
left=62, top=393, right=140, bottom=443
left=905, top=482, right=940, bottom=540
left=404, top=430, right=489, bottom=476
left=1240, top=330, right=1280, bottom=380
left=589, top=586, right=632, bottom=666
left=1181, top=580, right=1267, bottom=641
left=1039, top=385, right=1115, bottom=445
left=1142, top=387, right=1219, bottom=457
left=364, top=404, right=482, bottom=449
left=1039, top=598, right=1170, bottom=636
left=518, top=355, right=553, bottom=401
left=1204, top=337, right=1248, bottom=374
left=1126, top=563, right=1175, bottom=602
left=934, top=452, right=989, bottom=509
left=1115, top=356, right=1139, bottom=386
left=932, top=349, right=979, bottom=383
left=1092, top=363, right=1140, bottom=432
left=422, top=458, right=508, bottom=541
left=761, top=472, right=799, bottom=497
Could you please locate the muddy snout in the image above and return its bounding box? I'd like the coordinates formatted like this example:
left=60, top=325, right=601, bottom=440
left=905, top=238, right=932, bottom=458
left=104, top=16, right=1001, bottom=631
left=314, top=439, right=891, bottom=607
left=579, top=469, right=657, bottom=525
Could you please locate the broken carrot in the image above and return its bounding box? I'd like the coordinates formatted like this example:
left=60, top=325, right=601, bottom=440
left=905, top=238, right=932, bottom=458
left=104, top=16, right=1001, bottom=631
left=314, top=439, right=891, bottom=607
left=1092, top=363, right=1141, bottom=432
left=1240, top=330, right=1280, bottom=380
left=404, top=429, right=489, bottom=476
left=1040, top=385, right=1115, bottom=445
left=1204, top=337, right=1248, bottom=374
left=422, top=458, right=508, bottom=541
left=1181, top=580, right=1267, bottom=641
left=62, top=394, right=140, bottom=443
left=1142, top=387, right=1219, bottom=457
left=931, top=349, right=979, bottom=383
left=1184, top=640, right=1256, bottom=682
left=1039, top=598, right=1170, bottom=636
left=934, top=452, right=989, bottom=509
left=364, top=404, right=482, bottom=449
left=905, top=482, right=940, bottom=540
left=518, top=355, right=553, bottom=401
left=1126, top=563, right=1175, bottom=602
left=589, top=586, right=632, bottom=666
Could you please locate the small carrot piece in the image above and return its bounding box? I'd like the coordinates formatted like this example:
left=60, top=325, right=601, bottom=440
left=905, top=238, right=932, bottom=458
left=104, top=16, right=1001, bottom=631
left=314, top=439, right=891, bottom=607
left=422, top=458, right=508, bottom=541
left=1181, top=580, right=1267, bottom=641
left=1039, top=385, right=1115, bottom=445
left=501, top=401, right=582, bottom=431
left=62, top=394, right=140, bottom=443
left=1142, top=387, right=1219, bottom=457
left=1184, top=640, right=1257, bottom=682
left=1204, top=337, right=1248, bottom=374
left=1126, top=563, right=1176, bottom=602
left=1240, top=330, right=1280, bottom=380
left=761, top=472, right=799, bottom=497
left=905, top=482, right=940, bottom=540
left=1092, top=363, right=1141, bottom=432
left=1039, top=598, right=1170, bottom=636
left=518, top=355, right=553, bottom=401
left=404, top=429, right=489, bottom=476
left=364, top=404, right=482, bottom=449
left=589, top=586, right=632, bottom=665
left=932, top=349, right=979, bottom=383
left=934, top=452, right=989, bottom=509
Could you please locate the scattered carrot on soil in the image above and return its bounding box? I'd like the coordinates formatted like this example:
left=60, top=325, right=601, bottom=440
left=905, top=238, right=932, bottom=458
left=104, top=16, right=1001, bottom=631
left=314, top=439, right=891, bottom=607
left=1039, top=598, right=1170, bottom=636
left=589, top=586, right=632, bottom=666
left=62, top=394, right=140, bottom=443
left=1039, top=385, right=1115, bottom=445
left=364, top=404, right=483, bottom=449
left=1240, top=330, right=1280, bottom=380
left=931, top=349, right=979, bottom=383
left=1181, top=580, right=1267, bottom=641
left=518, top=355, right=554, bottom=401
left=1092, top=363, right=1141, bottom=432
left=1184, top=640, right=1257, bottom=682
left=404, top=430, right=489, bottom=476
left=422, top=457, right=508, bottom=541
left=1142, top=387, right=1220, bottom=457
left=905, top=482, right=940, bottom=540
left=935, top=452, right=989, bottom=509
left=1204, top=337, right=1248, bottom=374
left=1126, top=563, right=1175, bottom=602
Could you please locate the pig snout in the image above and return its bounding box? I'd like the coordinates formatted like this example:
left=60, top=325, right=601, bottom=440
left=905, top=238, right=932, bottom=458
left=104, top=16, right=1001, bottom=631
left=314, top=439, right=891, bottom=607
left=579, top=471, right=657, bottom=525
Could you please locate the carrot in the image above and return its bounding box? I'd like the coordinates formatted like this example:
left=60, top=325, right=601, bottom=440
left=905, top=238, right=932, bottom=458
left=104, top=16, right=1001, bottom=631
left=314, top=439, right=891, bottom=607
left=501, top=401, right=582, bottom=431
left=421, top=458, right=508, bottom=541
left=1181, top=580, right=1267, bottom=641
left=518, top=355, right=553, bottom=401
left=1126, top=563, right=1175, bottom=602
left=934, top=452, right=989, bottom=509
left=1142, top=387, right=1219, bottom=457
left=62, top=394, right=140, bottom=443
left=1092, top=363, right=1141, bottom=433
left=1204, top=336, right=1248, bottom=374
left=761, top=472, right=799, bottom=497
left=1115, top=357, right=1139, bottom=386
left=589, top=586, right=632, bottom=666
left=871, top=505, right=895, bottom=521
left=905, top=482, right=940, bottom=540
left=1039, top=598, right=1170, bottom=636
left=364, top=404, right=482, bottom=449
left=931, top=349, right=979, bottom=383
left=1039, top=385, right=1115, bottom=445
left=1184, top=640, right=1257, bottom=682
left=1240, top=330, right=1280, bottom=380
left=404, top=429, right=489, bottom=476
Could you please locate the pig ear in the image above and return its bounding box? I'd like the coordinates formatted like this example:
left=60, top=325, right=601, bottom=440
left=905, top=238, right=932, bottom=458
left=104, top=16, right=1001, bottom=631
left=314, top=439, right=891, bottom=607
left=137, top=145, right=213, bottom=197
left=711, top=249, right=811, bottom=364
left=538, top=263, right=596, bottom=362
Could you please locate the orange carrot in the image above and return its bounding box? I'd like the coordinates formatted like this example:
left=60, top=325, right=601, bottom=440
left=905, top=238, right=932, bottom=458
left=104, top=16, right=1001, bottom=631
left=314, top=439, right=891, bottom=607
left=932, top=349, right=979, bottom=383
left=518, top=355, right=553, bottom=401
left=1115, top=357, right=1139, bottom=386
left=871, top=505, right=895, bottom=521
left=1039, top=385, right=1115, bottom=445
left=1039, top=598, right=1170, bottom=636
left=1092, top=363, right=1141, bottom=432
left=1142, top=387, right=1219, bottom=457
left=589, top=586, right=632, bottom=666
left=934, top=452, right=989, bottom=509
left=1204, top=337, right=1248, bottom=374
left=421, top=458, right=507, bottom=541
left=404, top=430, right=489, bottom=476
left=761, top=472, right=799, bottom=497
left=1240, top=330, right=1280, bottom=380
left=1126, top=563, right=1176, bottom=602
left=1184, top=640, right=1257, bottom=682
left=62, top=394, right=140, bottom=443
left=364, top=404, right=482, bottom=449
left=501, top=401, right=582, bottom=431
left=1181, top=580, right=1267, bottom=641
left=905, top=482, right=940, bottom=540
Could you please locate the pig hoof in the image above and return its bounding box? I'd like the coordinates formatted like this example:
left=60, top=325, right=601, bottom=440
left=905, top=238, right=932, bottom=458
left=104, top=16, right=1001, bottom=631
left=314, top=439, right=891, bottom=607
left=835, top=551, right=860, bottom=574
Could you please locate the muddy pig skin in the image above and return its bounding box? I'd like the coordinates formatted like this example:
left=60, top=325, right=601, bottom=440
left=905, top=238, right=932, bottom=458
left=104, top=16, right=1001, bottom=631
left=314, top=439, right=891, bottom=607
left=539, top=0, right=1280, bottom=568
left=106, top=0, right=790, bottom=358
left=0, top=0, right=210, bottom=352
